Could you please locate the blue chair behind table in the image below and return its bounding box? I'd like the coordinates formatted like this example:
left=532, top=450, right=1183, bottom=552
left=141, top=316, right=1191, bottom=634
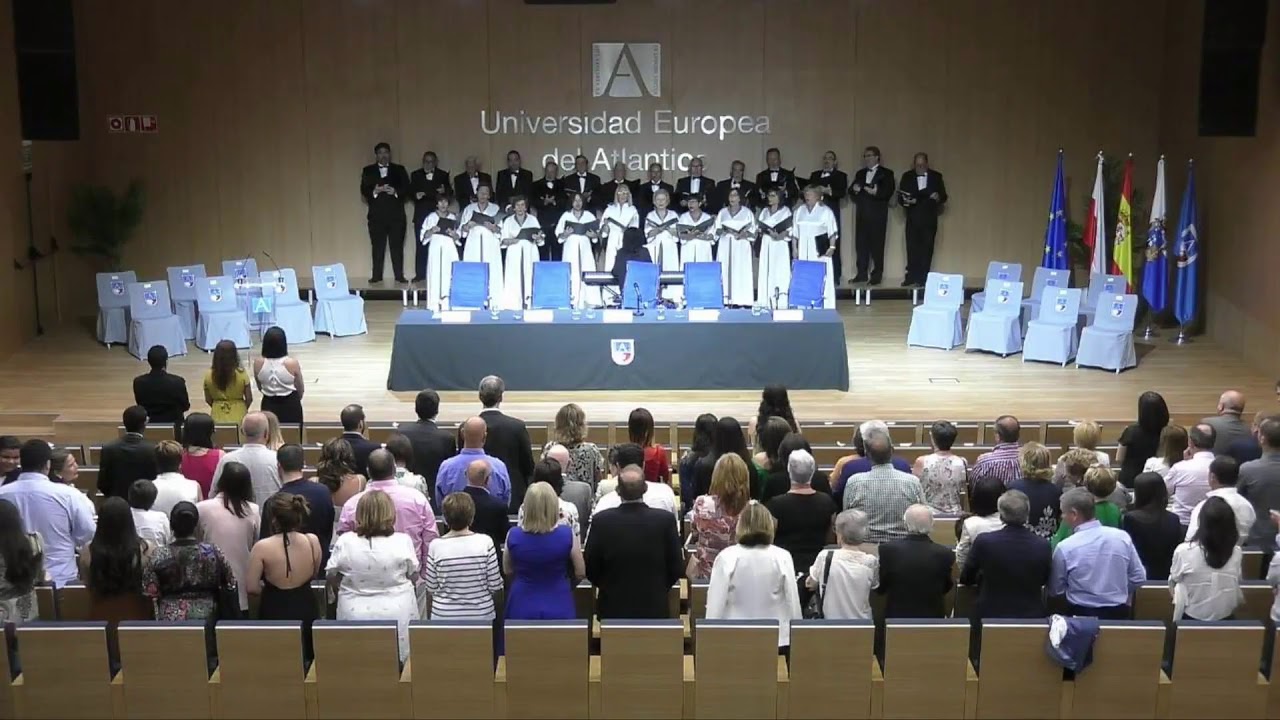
left=969, top=261, right=1023, bottom=313
left=964, top=279, right=1024, bottom=357
left=1021, top=266, right=1071, bottom=335
left=166, top=264, right=206, bottom=340
left=311, top=263, right=367, bottom=337
left=531, top=262, right=572, bottom=310
left=684, top=262, right=724, bottom=310
left=788, top=260, right=827, bottom=309
left=260, top=269, right=315, bottom=343
left=906, top=272, right=965, bottom=350
left=1077, top=293, right=1139, bottom=373
left=1023, top=287, right=1084, bottom=366
left=221, top=258, right=261, bottom=328
left=195, top=276, right=252, bottom=350
left=621, top=261, right=660, bottom=310
left=448, top=262, right=491, bottom=310
left=1080, top=272, right=1126, bottom=324
left=95, top=271, right=136, bottom=346
left=126, top=280, right=187, bottom=360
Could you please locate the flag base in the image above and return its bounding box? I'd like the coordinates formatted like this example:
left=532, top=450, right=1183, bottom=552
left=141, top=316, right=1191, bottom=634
left=1141, top=322, right=1159, bottom=339
left=1171, top=326, right=1192, bottom=345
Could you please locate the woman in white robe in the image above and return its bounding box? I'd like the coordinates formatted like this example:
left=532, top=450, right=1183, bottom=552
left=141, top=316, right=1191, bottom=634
left=460, top=185, right=504, bottom=307
left=756, top=187, right=793, bottom=308
left=599, top=184, right=639, bottom=275
left=498, top=196, right=543, bottom=310
left=555, top=192, right=602, bottom=308
left=420, top=195, right=460, bottom=311
left=792, top=185, right=839, bottom=309
left=678, top=195, right=716, bottom=266
left=714, top=187, right=757, bottom=306
left=644, top=189, right=682, bottom=302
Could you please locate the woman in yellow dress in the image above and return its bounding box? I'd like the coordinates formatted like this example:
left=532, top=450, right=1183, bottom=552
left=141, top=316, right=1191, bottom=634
left=203, top=340, right=253, bottom=424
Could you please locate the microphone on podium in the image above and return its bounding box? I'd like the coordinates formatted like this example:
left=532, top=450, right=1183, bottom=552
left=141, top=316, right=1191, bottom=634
left=772, top=286, right=781, bottom=310
left=632, top=281, right=643, bottom=316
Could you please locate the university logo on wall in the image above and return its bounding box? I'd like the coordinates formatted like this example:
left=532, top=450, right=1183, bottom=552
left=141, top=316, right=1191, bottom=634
left=610, top=338, right=635, bottom=366
left=592, top=43, right=660, bottom=98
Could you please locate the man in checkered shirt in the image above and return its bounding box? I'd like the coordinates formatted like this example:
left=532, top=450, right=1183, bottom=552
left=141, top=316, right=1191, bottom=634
left=842, top=431, right=925, bottom=542
left=971, top=416, right=1023, bottom=488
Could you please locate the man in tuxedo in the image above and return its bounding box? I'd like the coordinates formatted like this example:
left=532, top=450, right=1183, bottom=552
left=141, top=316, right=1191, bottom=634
left=714, top=160, right=756, bottom=215
left=132, top=345, right=189, bottom=425
left=959, top=490, right=1052, bottom=618
left=585, top=467, right=683, bottom=619
left=495, top=150, right=534, bottom=212
left=396, top=390, right=457, bottom=499
left=809, top=151, right=849, bottom=284
left=755, top=147, right=800, bottom=208
left=359, top=142, right=411, bottom=284
left=462, top=459, right=511, bottom=554
left=898, top=152, right=948, bottom=287
left=567, top=155, right=603, bottom=213
left=638, top=162, right=674, bottom=219
left=98, top=405, right=158, bottom=499
left=409, top=151, right=452, bottom=283
left=452, top=156, right=492, bottom=210
left=339, top=404, right=380, bottom=477
left=850, top=146, right=896, bottom=285
left=674, top=157, right=715, bottom=212
left=534, top=160, right=566, bottom=261
left=876, top=504, right=954, bottom=618
left=478, top=375, right=535, bottom=511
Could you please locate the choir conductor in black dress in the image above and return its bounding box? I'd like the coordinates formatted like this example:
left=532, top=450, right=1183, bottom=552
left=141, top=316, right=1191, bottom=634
left=360, top=142, right=411, bottom=284
left=898, top=153, right=948, bottom=287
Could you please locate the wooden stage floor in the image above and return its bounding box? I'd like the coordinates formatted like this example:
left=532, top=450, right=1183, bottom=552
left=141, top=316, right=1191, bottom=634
left=0, top=300, right=1273, bottom=426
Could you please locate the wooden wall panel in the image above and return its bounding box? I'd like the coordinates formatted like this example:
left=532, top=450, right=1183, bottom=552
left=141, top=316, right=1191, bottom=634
left=0, top=0, right=25, bottom=352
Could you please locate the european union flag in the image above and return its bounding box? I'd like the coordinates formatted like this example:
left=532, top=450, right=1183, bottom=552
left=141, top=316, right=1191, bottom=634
left=1042, top=150, right=1069, bottom=270
left=1172, top=161, right=1199, bottom=327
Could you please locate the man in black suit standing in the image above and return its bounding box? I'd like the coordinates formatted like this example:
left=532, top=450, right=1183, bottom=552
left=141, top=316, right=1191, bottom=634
left=755, top=148, right=801, bottom=208
left=98, top=405, right=158, bottom=499
left=637, top=162, right=674, bottom=219
left=586, top=467, right=683, bottom=619
left=897, top=152, right=948, bottom=288
left=409, top=151, right=452, bottom=283
left=338, top=404, right=380, bottom=477
left=359, top=142, right=411, bottom=285
left=809, top=151, right=849, bottom=285
left=715, top=160, right=756, bottom=215
left=534, top=159, right=566, bottom=261
left=462, top=459, right=511, bottom=554
left=674, top=157, right=715, bottom=213
left=397, top=390, right=457, bottom=500
left=959, top=490, right=1051, bottom=619
left=132, top=345, right=189, bottom=426
left=850, top=146, right=895, bottom=285
left=478, top=375, right=535, bottom=512
left=565, top=155, right=603, bottom=213
left=495, top=150, right=534, bottom=212
left=453, top=156, right=492, bottom=210
left=877, top=504, right=954, bottom=618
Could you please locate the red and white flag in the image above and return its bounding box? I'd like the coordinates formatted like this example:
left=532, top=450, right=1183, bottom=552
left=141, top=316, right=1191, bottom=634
left=1082, top=153, right=1107, bottom=276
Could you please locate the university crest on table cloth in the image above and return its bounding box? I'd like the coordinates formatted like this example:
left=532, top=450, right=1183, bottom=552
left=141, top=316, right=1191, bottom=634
left=611, top=339, right=635, bottom=366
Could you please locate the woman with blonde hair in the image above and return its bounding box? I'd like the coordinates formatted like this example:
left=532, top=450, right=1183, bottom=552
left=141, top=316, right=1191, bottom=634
left=548, top=403, right=603, bottom=488
left=1010, top=442, right=1062, bottom=539
left=706, top=501, right=802, bottom=649
left=688, top=453, right=752, bottom=579
left=261, top=411, right=285, bottom=451
left=1053, top=421, right=1109, bottom=484
left=599, top=183, right=639, bottom=275
left=504, top=482, right=584, bottom=619
left=1052, top=466, right=1124, bottom=547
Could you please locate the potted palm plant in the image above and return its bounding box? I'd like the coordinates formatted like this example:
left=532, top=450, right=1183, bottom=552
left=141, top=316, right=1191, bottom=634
left=67, top=180, right=145, bottom=270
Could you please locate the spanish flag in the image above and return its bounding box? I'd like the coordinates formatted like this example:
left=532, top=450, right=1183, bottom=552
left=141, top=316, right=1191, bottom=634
left=1112, top=155, right=1134, bottom=289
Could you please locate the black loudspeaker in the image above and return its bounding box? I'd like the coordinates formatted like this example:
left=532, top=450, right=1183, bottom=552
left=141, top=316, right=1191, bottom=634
left=12, top=0, right=79, bottom=141
left=1197, top=0, right=1267, bottom=137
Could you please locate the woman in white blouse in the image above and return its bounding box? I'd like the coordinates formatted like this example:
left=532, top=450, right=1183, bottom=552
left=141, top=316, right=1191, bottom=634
left=1143, top=425, right=1188, bottom=479
left=555, top=192, right=601, bottom=308
left=420, top=195, right=460, bottom=311
left=954, top=476, right=1005, bottom=569
left=460, top=185, right=503, bottom=305
left=498, top=196, right=543, bottom=310
left=599, top=184, right=639, bottom=275
left=806, top=509, right=878, bottom=620
left=677, top=194, right=715, bottom=266
left=714, top=188, right=756, bottom=306
left=1170, top=497, right=1243, bottom=622
left=756, top=188, right=793, bottom=308
left=644, top=190, right=682, bottom=302
left=791, top=185, right=839, bottom=308
left=706, top=500, right=802, bottom=648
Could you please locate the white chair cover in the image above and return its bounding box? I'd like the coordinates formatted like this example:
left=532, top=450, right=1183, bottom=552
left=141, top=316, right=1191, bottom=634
left=1023, top=287, right=1084, bottom=366
left=1077, top=294, right=1139, bottom=372
left=127, top=280, right=187, bottom=360
left=969, top=261, right=1023, bottom=313
left=95, top=271, right=136, bottom=345
left=1020, top=267, right=1071, bottom=335
left=195, top=276, right=252, bottom=350
left=906, top=272, right=965, bottom=350
left=260, top=269, right=315, bottom=344
left=166, top=265, right=206, bottom=340
left=312, top=264, right=367, bottom=337
left=965, top=280, right=1024, bottom=356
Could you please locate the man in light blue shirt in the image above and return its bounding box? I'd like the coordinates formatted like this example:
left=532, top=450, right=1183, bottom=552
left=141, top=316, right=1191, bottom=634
left=0, top=440, right=96, bottom=586
left=1049, top=487, right=1146, bottom=618
left=434, top=417, right=510, bottom=509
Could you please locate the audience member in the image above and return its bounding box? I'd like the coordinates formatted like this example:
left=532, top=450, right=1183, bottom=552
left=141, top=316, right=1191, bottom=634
left=1186, top=455, right=1254, bottom=544
left=151, top=440, right=202, bottom=513
left=1010, top=442, right=1062, bottom=539
left=385, top=433, right=428, bottom=496
left=1117, top=391, right=1170, bottom=488
left=203, top=340, right=252, bottom=424
left=462, top=460, right=511, bottom=552
left=833, top=420, right=913, bottom=498
left=688, top=454, right=751, bottom=579
left=260, top=444, right=333, bottom=571
left=317, top=437, right=365, bottom=517
left=1203, top=390, right=1250, bottom=454
left=505, top=482, right=585, bottom=620
left=517, top=459, right=580, bottom=537
left=247, top=493, right=323, bottom=638
left=1143, top=424, right=1188, bottom=479
left=1240, top=417, right=1280, bottom=550
left=99, top=405, right=158, bottom=499
left=913, top=420, right=967, bottom=514
left=0, top=498, right=43, bottom=623
left=132, top=345, right=190, bottom=424
left=955, top=476, right=1005, bottom=568
left=806, top=509, right=878, bottom=620
left=1057, top=447, right=1100, bottom=491
left=777, top=434, right=832, bottom=495
left=691, top=417, right=760, bottom=501
left=0, top=440, right=94, bottom=586
left=1049, top=488, right=1146, bottom=619
left=48, top=447, right=80, bottom=488
left=1053, top=466, right=1124, bottom=547
left=547, top=404, right=604, bottom=491
left=585, top=469, right=683, bottom=618
left=749, top=384, right=801, bottom=443
left=1229, top=412, right=1272, bottom=465
left=843, top=431, right=924, bottom=542
left=261, top=410, right=286, bottom=451
left=1170, top=497, right=1242, bottom=621
left=597, top=443, right=645, bottom=501
left=79, top=497, right=155, bottom=642
left=179, top=412, right=223, bottom=499
left=142, top=501, right=237, bottom=620
left=195, top=461, right=260, bottom=612
left=423, top=493, right=504, bottom=620
left=436, top=417, right=512, bottom=509
left=253, top=327, right=305, bottom=424
left=479, top=375, right=535, bottom=512
left=546, top=444, right=592, bottom=528
left=970, top=415, right=1022, bottom=487
left=960, top=490, right=1051, bottom=618
left=593, top=462, right=678, bottom=521
left=327, top=490, right=420, bottom=662
left=339, top=404, right=379, bottom=476
left=1052, top=421, right=1109, bottom=484
left=679, top=413, right=718, bottom=511
left=877, top=505, right=955, bottom=618
left=128, top=480, right=173, bottom=547
left=1165, top=423, right=1216, bottom=528
left=0, top=436, right=20, bottom=484
left=768, top=449, right=838, bottom=582
left=1122, top=472, right=1185, bottom=581
left=758, top=418, right=802, bottom=501
left=628, top=407, right=671, bottom=487
left=213, top=412, right=280, bottom=504
left=706, top=501, right=802, bottom=648
left=397, top=390, right=457, bottom=497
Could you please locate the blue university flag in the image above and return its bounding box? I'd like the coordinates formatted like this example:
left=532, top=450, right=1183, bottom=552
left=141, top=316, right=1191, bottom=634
left=1172, top=161, right=1199, bottom=326
left=1042, top=150, right=1069, bottom=270
left=1141, top=156, right=1168, bottom=312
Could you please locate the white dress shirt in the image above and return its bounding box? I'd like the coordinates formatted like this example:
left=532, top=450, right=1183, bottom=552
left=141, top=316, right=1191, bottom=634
left=1166, top=451, right=1214, bottom=525
left=132, top=508, right=173, bottom=547
left=152, top=471, right=203, bottom=515
left=916, top=174, right=928, bottom=190
left=864, top=166, right=878, bottom=185
left=1169, top=541, right=1243, bottom=621
left=1185, top=487, right=1256, bottom=545
left=591, top=482, right=678, bottom=528
left=706, top=544, right=802, bottom=646
left=809, top=547, right=879, bottom=620
left=690, top=177, right=701, bottom=194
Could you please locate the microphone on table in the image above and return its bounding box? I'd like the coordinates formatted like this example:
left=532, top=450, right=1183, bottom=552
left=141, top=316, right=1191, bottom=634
left=262, top=250, right=282, bottom=273
left=632, top=281, right=643, bottom=317
left=772, top=287, right=781, bottom=310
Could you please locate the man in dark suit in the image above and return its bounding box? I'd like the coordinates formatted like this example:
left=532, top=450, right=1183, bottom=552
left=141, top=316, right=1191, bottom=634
left=959, top=490, right=1052, bottom=618
left=338, top=404, right=380, bottom=477
left=637, top=162, right=675, bottom=219
left=409, top=151, right=452, bottom=283
left=131, top=345, right=189, bottom=426
left=755, top=148, right=801, bottom=208
left=453, top=156, right=493, bottom=210
left=877, top=504, right=955, bottom=618
left=495, top=150, right=534, bottom=211
left=98, top=405, right=158, bottom=498
left=809, top=151, right=849, bottom=284
left=715, top=160, right=757, bottom=215
left=850, top=146, right=896, bottom=285
left=534, top=159, right=566, bottom=261
left=897, top=152, right=948, bottom=288
left=1203, top=390, right=1251, bottom=455
left=359, top=142, right=411, bottom=285
left=397, top=390, right=457, bottom=499
left=478, top=375, right=535, bottom=512
left=586, top=467, right=683, bottom=619
left=462, top=458, right=511, bottom=553
left=566, top=155, right=603, bottom=213
left=674, top=157, right=716, bottom=212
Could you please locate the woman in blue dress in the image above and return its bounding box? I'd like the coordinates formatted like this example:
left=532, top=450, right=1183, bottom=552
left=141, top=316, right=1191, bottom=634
left=504, top=482, right=584, bottom=619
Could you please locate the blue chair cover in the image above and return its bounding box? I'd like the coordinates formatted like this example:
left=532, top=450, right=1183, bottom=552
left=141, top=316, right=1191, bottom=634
left=127, top=280, right=186, bottom=360
left=1080, top=273, right=1127, bottom=324
left=222, top=259, right=263, bottom=329
left=166, top=265, right=206, bottom=340
left=1077, top=294, right=1139, bottom=372
left=789, top=260, right=827, bottom=309
left=1020, top=267, right=1071, bottom=335
left=195, top=276, right=252, bottom=350
left=965, top=280, right=1024, bottom=356
left=531, top=262, right=572, bottom=310
left=906, top=272, right=965, bottom=350
left=95, top=271, right=136, bottom=346
left=683, top=262, right=724, bottom=310
left=621, top=262, right=659, bottom=311
left=969, top=261, right=1023, bottom=313
left=448, top=262, right=491, bottom=310
left=1023, top=287, right=1084, bottom=366
left=311, top=263, right=367, bottom=336
left=260, top=269, right=314, bottom=344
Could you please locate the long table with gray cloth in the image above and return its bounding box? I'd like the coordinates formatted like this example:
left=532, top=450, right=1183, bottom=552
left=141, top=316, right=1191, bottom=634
left=386, top=308, right=850, bottom=391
